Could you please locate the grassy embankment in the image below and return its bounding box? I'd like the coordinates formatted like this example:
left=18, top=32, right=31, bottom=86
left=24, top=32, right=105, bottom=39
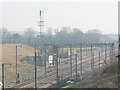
left=2, top=44, right=39, bottom=87
left=68, top=57, right=119, bottom=88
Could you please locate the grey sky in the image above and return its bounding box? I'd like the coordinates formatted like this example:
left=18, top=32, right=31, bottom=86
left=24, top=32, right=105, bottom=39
left=0, top=0, right=118, bottom=34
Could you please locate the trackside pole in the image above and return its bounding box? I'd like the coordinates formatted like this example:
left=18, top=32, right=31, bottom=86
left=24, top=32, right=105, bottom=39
left=2, top=64, right=4, bottom=90
left=91, top=45, right=93, bottom=70
left=45, top=44, right=47, bottom=74
left=75, top=54, right=78, bottom=81
left=86, top=44, right=87, bottom=57
left=112, top=43, right=114, bottom=59
left=70, top=45, right=72, bottom=80
left=92, top=53, right=94, bottom=71
left=53, top=46, right=55, bottom=66
left=99, top=52, right=100, bottom=68
left=80, top=44, right=82, bottom=80
left=34, top=46, right=37, bottom=89
left=104, top=44, right=107, bottom=65
left=54, top=46, right=59, bottom=88
left=110, top=45, right=111, bottom=60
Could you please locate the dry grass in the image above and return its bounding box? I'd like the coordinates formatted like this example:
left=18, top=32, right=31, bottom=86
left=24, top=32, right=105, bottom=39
left=70, top=57, right=119, bottom=88
left=2, top=44, right=40, bottom=87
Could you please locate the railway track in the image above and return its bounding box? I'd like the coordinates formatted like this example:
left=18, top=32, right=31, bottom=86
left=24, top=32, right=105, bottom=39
left=11, top=49, right=118, bottom=88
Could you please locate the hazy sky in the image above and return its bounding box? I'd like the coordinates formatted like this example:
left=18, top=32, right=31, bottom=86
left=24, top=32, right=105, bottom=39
left=0, top=0, right=118, bottom=34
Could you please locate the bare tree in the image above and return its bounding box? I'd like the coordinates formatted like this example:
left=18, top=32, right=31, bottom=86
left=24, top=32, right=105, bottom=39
left=24, top=28, right=35, bottom=46
left=86, top=29, right=102, bottom=43
left=45, top=27, right=54, bottom=44
left=0, top=27, right=11, bottom=44
left=11, top=33, right=25, bottom=44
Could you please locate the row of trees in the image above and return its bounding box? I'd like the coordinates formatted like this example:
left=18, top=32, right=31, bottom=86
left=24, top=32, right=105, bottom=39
left=0, top=28, right=35, bottom=45
left=0, top=27, right=114, bottom=47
